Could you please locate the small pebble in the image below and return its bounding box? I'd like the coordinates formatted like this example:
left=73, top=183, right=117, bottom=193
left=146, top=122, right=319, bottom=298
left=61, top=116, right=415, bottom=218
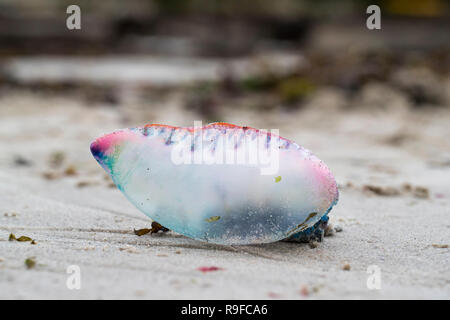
left=413, top=186, right=429, bottom=199
left=14, top=156, right=32, bottom=167
left=119, top=246, right=138, bottom=254
left=77, top=181, right=98, bottom=188
left=402, top=183, right=412, bottom=192
left=77, top=181, right=90, bottom=188
left=342, top=263, right=351, bottom=271
left=334, top=225, right=343, bottom=232
left=4, top=212, right=18, bottom=217
left=308, top=241, right=319, bottom=249
left=324, top=224, right=335, bottom=237
left=64, top=165, right=77, bottom=176
left=363, top=185, right=400, bottom=196
left=42, top=171, right=60, bottom=180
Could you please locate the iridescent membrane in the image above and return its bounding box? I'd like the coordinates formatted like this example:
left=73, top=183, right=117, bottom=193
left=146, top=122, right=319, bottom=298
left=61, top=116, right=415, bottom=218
left=90, top=123, right=338, bottom=245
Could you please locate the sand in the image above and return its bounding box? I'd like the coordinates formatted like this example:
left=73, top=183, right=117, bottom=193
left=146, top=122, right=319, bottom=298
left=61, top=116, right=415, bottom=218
left=0, top=90, right=449, bottom=299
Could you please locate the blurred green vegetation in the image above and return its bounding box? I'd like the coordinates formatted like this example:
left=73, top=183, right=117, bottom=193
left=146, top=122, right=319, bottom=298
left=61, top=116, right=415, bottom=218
left=1, top=0, right=448, bottom=17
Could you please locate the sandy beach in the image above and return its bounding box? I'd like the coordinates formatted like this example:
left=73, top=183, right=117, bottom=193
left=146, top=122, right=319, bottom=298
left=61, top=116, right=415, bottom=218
left=0, top=84, right=448, bottom=299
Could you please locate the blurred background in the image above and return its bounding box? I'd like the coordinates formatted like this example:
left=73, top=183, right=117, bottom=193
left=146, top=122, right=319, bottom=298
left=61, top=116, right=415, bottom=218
left=0, top=0, right=449, bottom=300
left=1, top=0, right=449, bottom=115
left=1, top=0, right=449, bottom=175
left=0, top=0, right=448, bottom=175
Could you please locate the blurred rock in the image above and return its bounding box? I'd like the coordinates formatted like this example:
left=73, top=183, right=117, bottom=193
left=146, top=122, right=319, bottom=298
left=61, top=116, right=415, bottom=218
left=391, top=67, right=445, bottom=106
left=303, top=87, right=348, bottom=111
left=352, top=82, right=410, bottom=111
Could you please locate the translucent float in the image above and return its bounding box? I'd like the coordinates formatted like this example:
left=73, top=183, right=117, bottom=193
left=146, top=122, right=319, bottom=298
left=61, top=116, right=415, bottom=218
left=90, top=122, right=338, bottom=245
